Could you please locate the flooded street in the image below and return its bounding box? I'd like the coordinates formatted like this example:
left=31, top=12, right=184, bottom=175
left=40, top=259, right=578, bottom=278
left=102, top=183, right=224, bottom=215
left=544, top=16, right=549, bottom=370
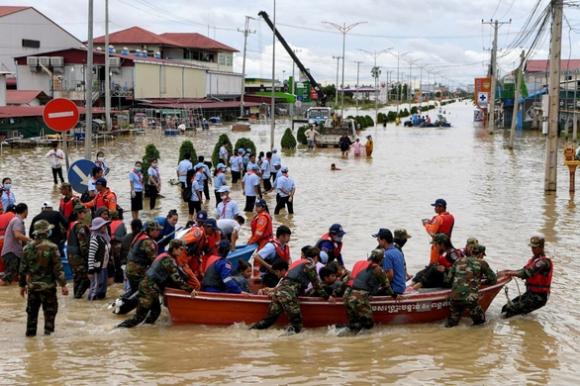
left=0, top=101, right=578, bottom=384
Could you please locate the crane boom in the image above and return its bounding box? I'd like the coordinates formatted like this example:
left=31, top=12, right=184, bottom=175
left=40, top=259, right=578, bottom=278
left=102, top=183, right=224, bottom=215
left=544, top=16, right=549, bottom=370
left=258, top=10, right=327, bottom=106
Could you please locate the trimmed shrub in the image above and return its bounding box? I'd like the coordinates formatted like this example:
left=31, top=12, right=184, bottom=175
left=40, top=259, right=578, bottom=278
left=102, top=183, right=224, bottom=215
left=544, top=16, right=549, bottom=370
left=387, top=111, right=397, bottom=122
left=178, top=140, right=196, bottom=163
left=297, top=125, right=308, bottom=145
left=212, top=133, right=233, bottom=165
left=280, top=128, right=297, bottom=150
left=364, top=115, right=374, bottom=127
left=410, top=106, right=418, bottom=115
left=142, top=143, right=160, bottom=186
left=234, top=137, right=256, bottom=155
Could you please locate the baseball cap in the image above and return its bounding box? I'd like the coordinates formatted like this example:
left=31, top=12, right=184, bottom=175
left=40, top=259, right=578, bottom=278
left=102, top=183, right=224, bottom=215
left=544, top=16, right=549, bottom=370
left=372, top=228, right=392, bottom=240
left=217, top=185, right=231, bottom=193
left=41, top=201, right=54, bottom=209
left=194, top=163, right=205, bottom=170
left=251, top=164, right=260, bottom=171
left=255, top=198, right=267, bottom=208
left=472, top=244, right=486, bottom=256
left=370, top=248, right=385, bottom=260
left=32, top=219, right=54, bottom=235
left=431, top=198, right=447, bottom=207
left=73, top=203, right=86, bottom=213
left=203, top=218, right=218, bottom=230
left=216, top=163, right=226, bottom=170
left=529, top=235, right=545, bottom=247
left=146, top=221, right=163, bottom=231
left=329, top=223, right=346, bottom=236
left=95, top=177, right=107, bottom=186
left=238, top=148, right=245, bottom=154
left=394, top=228, right=411, bottom=240
left=281, top=166, right=289, bottom=173
left=196, top=210, right=208, bottom=223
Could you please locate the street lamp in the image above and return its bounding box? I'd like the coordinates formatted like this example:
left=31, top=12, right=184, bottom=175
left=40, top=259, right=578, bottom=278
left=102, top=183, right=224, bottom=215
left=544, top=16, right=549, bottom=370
left=322, top=20, right=367, bottom=118
left=359, top=48, right=392, bottom=127
left=386, top=49, right=409, bottom=113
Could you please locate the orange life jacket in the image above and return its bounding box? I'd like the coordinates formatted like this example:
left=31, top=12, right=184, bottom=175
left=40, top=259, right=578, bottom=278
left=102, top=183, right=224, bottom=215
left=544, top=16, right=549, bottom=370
left=110, top=219, right=123, bottom=241
left=437, top=212, right=455, bottom=237
left=346, top=260, right=371, bottom=287
left=269, top=238, right=291, bottom=263
left=524, top=256, right=553, bottom=294
left=203, top=254, right=221, bottom=274
left=59, top=196, right=78, bottom=222
left=248, top=211, right=273, bottom=248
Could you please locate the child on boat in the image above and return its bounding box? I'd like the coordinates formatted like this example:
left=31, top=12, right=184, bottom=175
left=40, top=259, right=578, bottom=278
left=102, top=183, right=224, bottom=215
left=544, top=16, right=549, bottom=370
left=232, top=260, right=252, bottom=293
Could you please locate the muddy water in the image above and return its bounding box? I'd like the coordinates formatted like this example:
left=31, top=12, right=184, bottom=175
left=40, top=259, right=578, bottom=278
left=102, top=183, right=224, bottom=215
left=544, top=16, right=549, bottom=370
left=0, top=102, right=578, bottom=385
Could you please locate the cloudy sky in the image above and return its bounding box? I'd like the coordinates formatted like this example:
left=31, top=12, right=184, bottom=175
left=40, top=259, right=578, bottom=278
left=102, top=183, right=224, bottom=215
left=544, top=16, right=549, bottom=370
left=10, top=0, right=580, bottom=88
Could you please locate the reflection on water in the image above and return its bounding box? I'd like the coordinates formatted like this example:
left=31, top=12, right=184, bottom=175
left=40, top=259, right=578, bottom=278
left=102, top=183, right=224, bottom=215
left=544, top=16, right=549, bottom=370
left=0, top=102, right=578, bottom=384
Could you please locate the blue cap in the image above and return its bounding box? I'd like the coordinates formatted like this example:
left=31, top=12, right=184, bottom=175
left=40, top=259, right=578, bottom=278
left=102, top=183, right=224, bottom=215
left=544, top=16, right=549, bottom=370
left=194, top=163, right=204, bottom=170
left=95, top=177, right=107, bottom=186
left=281, top=166, right=288, bottom=173
left=372, top=228, right=392, bottom=240
left=255, top=198, right=267, bottom=208
left=329, top=223, right=345, bottom=236
left=196, top=210, right=208, bottom=223
left=431, top=198, right=447, bottom=207
left=203, top=218, right=218, bottom=229
left=216, top=163, right=226, bottom=170
left=238, top=148, right=245, bottom=154
left=217, top=185, right=230, bottom=193
left=251, top=164, right=260, bottom=171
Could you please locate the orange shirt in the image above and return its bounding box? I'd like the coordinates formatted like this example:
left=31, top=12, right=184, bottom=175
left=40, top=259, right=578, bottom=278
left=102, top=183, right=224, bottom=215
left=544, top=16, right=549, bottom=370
left=247, top=211, right=273, bottom=248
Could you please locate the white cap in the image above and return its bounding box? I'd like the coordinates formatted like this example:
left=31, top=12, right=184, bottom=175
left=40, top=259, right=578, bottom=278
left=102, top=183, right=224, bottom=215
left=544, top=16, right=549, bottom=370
left=42, top=201, right=54, bottom=209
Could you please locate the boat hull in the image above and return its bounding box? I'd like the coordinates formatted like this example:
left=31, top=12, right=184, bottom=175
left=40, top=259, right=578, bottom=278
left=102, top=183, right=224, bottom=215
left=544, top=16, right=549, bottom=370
left=164, top=276, right=511, bottom=327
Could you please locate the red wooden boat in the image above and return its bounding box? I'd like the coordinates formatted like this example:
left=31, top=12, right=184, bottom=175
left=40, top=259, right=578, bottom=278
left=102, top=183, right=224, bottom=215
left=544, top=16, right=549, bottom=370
left=164, top=275, right=511, bottom=327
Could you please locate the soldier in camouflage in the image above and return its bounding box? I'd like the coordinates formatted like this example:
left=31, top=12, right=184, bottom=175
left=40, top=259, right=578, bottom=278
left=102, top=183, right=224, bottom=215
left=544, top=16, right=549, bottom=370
left=344, top=249, right=395, bottom=333
left=125, top=221, right=162, bottom=292
left=118, top=239, right=194, bottom=328
left=251, top=246, right=332, bottom=334
left=445, top=244, right=497, bottom=327
left=67, top=204, right=91, bottom=298
left=18, top=220, right=69, bottom=337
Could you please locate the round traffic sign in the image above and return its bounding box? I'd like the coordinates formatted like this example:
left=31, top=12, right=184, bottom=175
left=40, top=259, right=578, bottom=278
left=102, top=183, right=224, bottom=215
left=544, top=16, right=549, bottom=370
left=43, top=98, right=80, bottom=132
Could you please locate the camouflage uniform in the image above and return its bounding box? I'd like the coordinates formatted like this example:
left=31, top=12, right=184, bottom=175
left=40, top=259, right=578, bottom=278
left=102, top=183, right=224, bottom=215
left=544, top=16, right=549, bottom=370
left=18, top=220, right=67, bottom=337
left=445, top=247, right=497, bottom=327
left=118, top=249, right=192, bottom=328
left=344, top=262, right=393, bottom=331
left=252, top=257, right=327, bottom=333
left=67, top=221, right=90, bottom=298
left=125, top=235, right=158, bottom=290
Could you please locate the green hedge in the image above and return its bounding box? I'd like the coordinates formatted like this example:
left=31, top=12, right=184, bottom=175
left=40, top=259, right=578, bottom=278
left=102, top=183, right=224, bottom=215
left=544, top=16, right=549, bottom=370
left=178, top=140, right=197, bottom=163
left=234, top=137, right=256, bottom=155
left=281, top=128, right=297, bottom=150
left=212, top=133, right=233, bottom=165
left=297, top=125, right=308, bottom=145
left=142, top=143, right=160, bottom=184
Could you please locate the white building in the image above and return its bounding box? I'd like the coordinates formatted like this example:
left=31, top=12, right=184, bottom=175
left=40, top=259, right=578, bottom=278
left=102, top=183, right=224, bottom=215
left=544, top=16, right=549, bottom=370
left=0, top=6, right=82, bottom=73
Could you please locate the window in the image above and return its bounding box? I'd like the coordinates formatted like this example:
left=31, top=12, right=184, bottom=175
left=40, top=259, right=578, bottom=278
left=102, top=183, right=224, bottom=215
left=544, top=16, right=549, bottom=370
left=22, top=39, right=40, bottom=49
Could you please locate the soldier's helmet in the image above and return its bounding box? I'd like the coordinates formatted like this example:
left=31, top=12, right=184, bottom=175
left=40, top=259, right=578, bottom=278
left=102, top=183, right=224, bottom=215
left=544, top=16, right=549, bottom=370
left=465, top=237, right=479, bottom=247
left=394, top=228, right=412, bottom=240
left=73, top=203, right=86, bottom=213
left=33, top=219, right=54, bottom=236
left=370, top=248, right=385, bottom=262
left=529, top=234, right=545, bottom=248
left=472, top=244, right=486, bottom=256
left=431, top=233, right=449, bottom=245
left=146, top=221, right=162, bottom=232
left=168, top=239, right=185, bottom=251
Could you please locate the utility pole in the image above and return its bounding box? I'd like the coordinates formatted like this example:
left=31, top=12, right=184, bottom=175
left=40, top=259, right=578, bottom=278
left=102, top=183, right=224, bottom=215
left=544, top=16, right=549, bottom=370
left=354, top=60, right=362, bottom=116
left=545, top=0, right=563, bottom=192
left=291, top=48, right=300, bottom=118
left=270, top=0, right=276, bottom=150
left=84, top=0, right=93, bottom=159
left=104, top=0, right=111, bottom=132
left=332, top=55, right=341, bottom=107
left=509, top=50, right=526, bottom=150
left=360, top=49, right=390, bottom=126
left=238, top=16, right=255, bottom=117
left=323, top=21, right=366, bottom=118
left=483, top=18, right=511, bottom=132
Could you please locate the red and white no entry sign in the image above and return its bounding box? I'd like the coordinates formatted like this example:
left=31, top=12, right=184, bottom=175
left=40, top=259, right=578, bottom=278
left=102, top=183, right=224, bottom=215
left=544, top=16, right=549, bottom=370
left=43, top=98, right=80, bottom=132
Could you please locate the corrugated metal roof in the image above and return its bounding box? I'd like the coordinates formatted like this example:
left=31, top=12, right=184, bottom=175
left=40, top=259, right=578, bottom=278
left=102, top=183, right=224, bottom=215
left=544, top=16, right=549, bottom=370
left=526, top=59, right=580, bottom=73
left=6, top=90, right=47, bottom=105
left=0, top=106, right=105, bottom=118
left=0, top=6, right=29, bottom=17
left=159, top=33, right=238, bottom=52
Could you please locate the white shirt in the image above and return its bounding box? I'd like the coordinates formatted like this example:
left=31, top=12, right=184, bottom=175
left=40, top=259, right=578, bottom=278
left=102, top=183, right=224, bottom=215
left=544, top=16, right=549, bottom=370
left=217, top=219, right=241, bottom=236
left=177, top=159, right=193, bottom=183
left=46, top=149, right=65, bottom=168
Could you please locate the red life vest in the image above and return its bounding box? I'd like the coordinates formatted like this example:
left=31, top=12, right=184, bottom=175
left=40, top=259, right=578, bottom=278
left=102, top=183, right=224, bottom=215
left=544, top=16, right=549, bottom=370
left=438, top=248, right=462, bottom=269
left=316, top=233, right=342, bottom=261
left=205, top=231, right=221, bottom=256
left=524, top=256, right=553, bottom=294
left=203, top=254, right=221, bottom=273
left=0, top=211, right=16, bottom=238
left=131, top=232, right=149, bottom=248
left=59, top=196, right=78, bottom=222
left=346, top=260, right=372, bottom=287
left=110, top=219, right=123, bottom=241
left=437, top=212, right=455, bottom=237
left=269, top=238, right=291, bottom=263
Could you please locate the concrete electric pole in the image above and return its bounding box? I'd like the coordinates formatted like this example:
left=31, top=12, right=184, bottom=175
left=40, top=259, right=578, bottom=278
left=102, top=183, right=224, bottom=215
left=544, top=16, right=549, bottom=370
left=238, top=16, right=255, bottom=117
left=84, top=0, right=93, bottom=159
left=545, top=0, right=563, bottom=192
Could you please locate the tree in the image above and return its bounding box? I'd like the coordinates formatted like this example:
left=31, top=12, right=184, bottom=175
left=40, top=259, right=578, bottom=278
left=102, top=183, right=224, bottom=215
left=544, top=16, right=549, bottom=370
left=212, top=133, right=233, bottom=165
left=234, top=137, right=256, bottom=155
left=178, top=140, right=197, bottom=164
left=142, top=144, right=160, bottom=194
left=322, top=84, right=336, bottom=99
left=281, top=128, right=297, bottom=150
left=297, top=125, right=308, bottom=145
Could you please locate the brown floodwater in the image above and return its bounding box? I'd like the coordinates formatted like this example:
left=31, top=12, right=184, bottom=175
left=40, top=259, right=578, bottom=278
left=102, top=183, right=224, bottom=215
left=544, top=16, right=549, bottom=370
left=0, top=102, right=578, bottom=385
